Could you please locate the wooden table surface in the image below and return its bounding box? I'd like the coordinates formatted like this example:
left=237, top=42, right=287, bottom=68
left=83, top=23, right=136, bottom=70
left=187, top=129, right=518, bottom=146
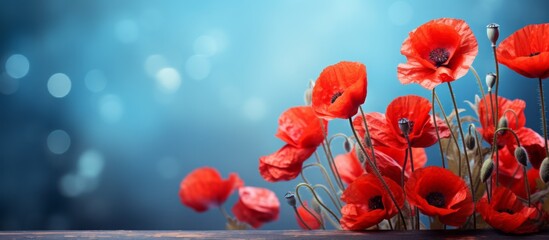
left=0, top=230, right=548, bottom=239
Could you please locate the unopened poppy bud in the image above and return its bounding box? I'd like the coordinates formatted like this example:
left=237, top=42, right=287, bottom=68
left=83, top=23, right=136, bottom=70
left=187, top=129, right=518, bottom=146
left=304, top=88, right=312, bottom=105
left=514, top=146, right=529, bottom=167
left=465, top=133, right=476, bottom=150
left=285, top=192, right=296, bottom=207
left=398, top=118, right=411, bottom=137
left=480, top=158, right=494, bottom=183
left=363, top=136, right=372, bottom=147
left=343, top=138, right=352, bottom=152
left=485, top=73, right=496, bottom=92
left=308, top=80, right=315, bottom=89
left=354, top=144, right=365, bottom=163
left=487, top=23, right=500, bottom=47
left=498, top=116, right=508, bottom=129
left=540, top=157, right=549, bottom=183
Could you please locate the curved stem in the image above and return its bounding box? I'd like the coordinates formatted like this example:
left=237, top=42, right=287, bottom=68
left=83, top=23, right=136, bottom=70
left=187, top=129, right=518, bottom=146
left=432, top=88, right=446, bottom=168
left=524, top=166, right=531, bottom=206
left=447, top=82, right=476, bottom=229
left=349, top=118, right=407, bottom=230
left=313, top=184, right=343, bottom=214
left=293, top=206, right=313, bottom=230
left=359, top=106, right=378, bottom=167
left=539, top=78, right=549, bottom=156
left=469, top=66, right=486, bottom=100
left=434, top=91, right=462, bottom=176
left=295, top=183, right=329, bottom=229
left=301, top=163, right=342, bottom=209
left=321, top=141, right=345, bottom=191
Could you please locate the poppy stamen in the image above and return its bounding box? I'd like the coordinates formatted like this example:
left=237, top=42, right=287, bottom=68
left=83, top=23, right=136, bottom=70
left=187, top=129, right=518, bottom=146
left=426, top=192, right=445, bottom=208
left=529, top=52, right=540, bottom=57
left=368, top=195, right=384, bottom=210
left=331, top=91, right=343, bottom=103
left=429, top=48, right=450, bottom=67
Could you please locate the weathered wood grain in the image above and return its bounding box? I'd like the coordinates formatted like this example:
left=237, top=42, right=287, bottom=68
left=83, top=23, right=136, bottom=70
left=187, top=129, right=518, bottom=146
left=0, top=230, right=547, bottom=239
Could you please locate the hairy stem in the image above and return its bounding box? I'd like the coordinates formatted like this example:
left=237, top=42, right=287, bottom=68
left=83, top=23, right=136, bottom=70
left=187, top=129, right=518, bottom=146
left=432, top=88, right=446, bottom=168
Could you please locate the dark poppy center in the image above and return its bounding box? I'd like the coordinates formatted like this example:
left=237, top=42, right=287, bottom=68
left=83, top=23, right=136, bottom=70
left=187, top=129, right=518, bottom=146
left=498, top=208, right=515, bottom=214
left=429, top=48, right=450, bottom=67
left=368, top=195, right=384, bottom=210
left=426, top=192, right=445, bottom=208
left=331, top=91, right=343, bottom=103
left=530, top=52, right=540, bottom=57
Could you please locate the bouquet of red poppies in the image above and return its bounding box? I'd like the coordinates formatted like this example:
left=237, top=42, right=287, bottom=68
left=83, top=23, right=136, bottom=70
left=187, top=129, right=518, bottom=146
left=179, top=18, right=549, bottom=234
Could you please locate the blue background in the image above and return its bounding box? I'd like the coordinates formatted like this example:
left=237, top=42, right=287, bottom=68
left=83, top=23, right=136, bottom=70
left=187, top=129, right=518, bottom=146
left=1, top=0, right=548, bottom=230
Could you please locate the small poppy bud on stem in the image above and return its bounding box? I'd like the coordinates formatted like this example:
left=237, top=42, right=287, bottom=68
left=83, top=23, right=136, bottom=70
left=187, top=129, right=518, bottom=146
left=486, top=23, right=500, bottom=47
left=354, top=143, right=366, bottom=163
left=540, top=157, right=549, bottom=184
left=343, top=138, right=352, bottom=152
left=514, top=146, right=529, bottom=167
left=498, top=116, right=508, bottom=130
left=398, top=118, right=411, bottom=137
left=465, top=133, right=476, bottom=150
left=485, top=73, right=496, bottom=92
left=304, top=88, right=312, bottom=105
left=481, top=158, right=494, bottom=183
left=285, top=192, right=297, bottom=207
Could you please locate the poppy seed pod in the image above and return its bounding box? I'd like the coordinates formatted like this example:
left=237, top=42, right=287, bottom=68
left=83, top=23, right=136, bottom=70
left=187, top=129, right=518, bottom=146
left=498, top=116, right=508, bottom=129
left=486, top=23, right=500, bottom=47
left=485, top=73, right=496, bottom=92
left=398, top=118, right=411, bottom=137
left=480, top=158, right=494, bottom=183
left=285, top=192, right=297, bottom=207
left=540, top=157, right=549, bottom=183
left=514, top=146, right=529, bottom=167
left=465, top=133, right=476, bottom=150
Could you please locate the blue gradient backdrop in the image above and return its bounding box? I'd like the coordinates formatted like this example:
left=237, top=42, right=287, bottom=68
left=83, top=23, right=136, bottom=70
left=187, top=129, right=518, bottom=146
left=1, top=0, right=548, bottom=230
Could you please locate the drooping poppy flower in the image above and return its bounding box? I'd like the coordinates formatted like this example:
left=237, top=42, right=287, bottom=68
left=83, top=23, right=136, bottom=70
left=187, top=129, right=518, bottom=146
left=295, top=202, right=322, bottom=230
left=340, top=174, right=405, bottom=230
left=513, top=127, right=547, bottom=169
left=353, top=95, right=451, bottom=149
left=276, top=106, right=327, bottom=148
left=311, top=61, right=367, bottom=120
left=477, top=186, right=544, bottom=234
left=497, top=23, right=549, bottom=79
left=397, top=18, right=478, bottom=90
left=477, top=95, right=526, bottom=148
left=334, top=149, right=365, bottom=185
left=179, top=167, right=243, bottom=212
left=405, top=166, right=474, bottom=226
left=259, top=144, right=316, bottom=182
left=232, top=186, right=280, bottom=228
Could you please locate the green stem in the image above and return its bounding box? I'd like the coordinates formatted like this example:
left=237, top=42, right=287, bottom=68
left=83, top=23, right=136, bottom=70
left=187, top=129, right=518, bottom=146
left=539, top=78, right=549, bottom=156
left=219, top=206, right=231, bottom=220
left=349, top=118, right=407, bottom=230
left=432, top=88, right=446, bottom=168
left=434, top=90, right=462, bottom=176
left=469, top=66, right=485, bottom=100
left=293, top=206, right=313, bottom=230
left=524, top=166, right=531, bottom=206
left=447, top=82, right=476, bottom=229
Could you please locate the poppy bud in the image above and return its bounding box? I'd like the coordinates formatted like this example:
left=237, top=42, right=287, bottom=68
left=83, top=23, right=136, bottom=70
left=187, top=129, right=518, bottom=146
left=285, top=192, right=297, bottom=207
left=465, top=133, right=476, bottom=150
left=486, top=23, right=500, bottom=47
left=485, top=72, right=496, bottom=92
left=540, top=157, right=549, bottom=184
left=304, top=88, right=312, bottom=105
left=480, top=158, right=494, bottom=183
left=343, top=138, right=352, bottom=152
left=310, top=197, right=322, bottom=215
left=363, top=136, right=372, bottom=147
left=498, top=116, right=508, bottom=130
left=308, top=80, right=315, bottom=89
left=354, top=143, right=365, bottom=163
left=514, top=146, right=529, bottom=167
left=398, top=118, right=411, bottom=137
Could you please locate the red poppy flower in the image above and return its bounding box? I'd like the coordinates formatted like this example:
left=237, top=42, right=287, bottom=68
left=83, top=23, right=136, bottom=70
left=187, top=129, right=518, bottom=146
left=477, top=95, right=526, bottom=148
left=334, top=149, right=365, bottom=185
left=340, top=174, right=404, bottom=230
left=491, top=146, right=523, bottom=187
left=513, top=127, right=547, bottom=169
left=259, top=144, right=316, bottom=182
left=276, top=106, right=327, bottom=148
left=405, top=166, right=474, bottom=226
left=311, top=61, right=367, bottom=120
left=397, top=18, right=478, bottom=90
left=477, top=186, right=543, bottom=234
left=232, top=186, right=280, bottom=228
left=179, top=167, right=243, bottom=212
left=295, top=202, right=322, bottom=230
left=509, top=168, right=540, bottom=200
left=497, top=23, right=549, bottom=79
left=353, top=95, right=451, bottom=149
left=376, top=145, right=427, bottom=175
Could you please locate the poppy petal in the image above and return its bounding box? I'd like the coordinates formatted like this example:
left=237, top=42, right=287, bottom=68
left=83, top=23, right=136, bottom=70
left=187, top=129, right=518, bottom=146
left=276, top=106, right=327, bottom=148
left=259, top=145, right=316, bottom=182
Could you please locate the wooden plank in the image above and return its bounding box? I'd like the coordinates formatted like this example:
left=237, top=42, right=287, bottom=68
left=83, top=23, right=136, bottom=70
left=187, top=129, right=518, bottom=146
left=0, top=230, right=547, bottom=239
